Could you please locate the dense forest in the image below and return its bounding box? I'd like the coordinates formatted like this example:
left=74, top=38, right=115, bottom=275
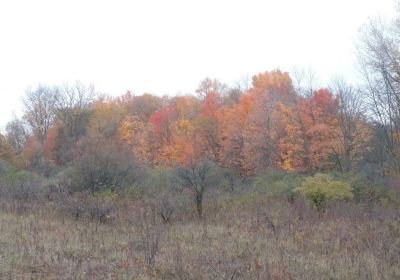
left=0, top=7, right=399, bottom=280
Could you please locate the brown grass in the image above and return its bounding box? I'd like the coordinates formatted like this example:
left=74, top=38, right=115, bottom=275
left=0, top=194, right=399, bottom=279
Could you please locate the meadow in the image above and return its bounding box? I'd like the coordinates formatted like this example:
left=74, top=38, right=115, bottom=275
left=0, top=171, right=398, bottom=280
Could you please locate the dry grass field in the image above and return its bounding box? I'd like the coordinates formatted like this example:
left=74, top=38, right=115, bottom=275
left=0, top=193, right=398, bottom=280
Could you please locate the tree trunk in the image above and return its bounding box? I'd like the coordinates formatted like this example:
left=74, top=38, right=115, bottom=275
left=195, top=192, right=203, bottom=218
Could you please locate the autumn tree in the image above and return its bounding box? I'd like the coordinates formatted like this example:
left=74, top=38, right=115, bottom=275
left=301, top=89, right=341, bottom=171
left=146, top=96, right=200, bottom=165
left=87, top=97, right=126, bottom=139
left=121, top=92, right=162, bottom=122
left=118, top=116, right=145, bottom=147
left=247, top=70, right=295, bottom=172
left=10, top=70, right=377, bottom=176
left=149, top=105, right=176, bottom=146
left=17, top=135, right=44, bottom=171
left=194, top=92, right=223, bottom=161
left=220, top=93, right=254, bottom=177
left=274, top=102, right=303, bottom=170
left=148, top=105, right=177, bottom=164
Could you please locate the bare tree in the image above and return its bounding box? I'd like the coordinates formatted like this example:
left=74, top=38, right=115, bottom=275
left=175, top=159, right=220, bottom=218
left=331, top=78, right=368, bottom=171
left=56, top=81, right=96, bottom=141
left=358, top=16, right=400, bottom=171
left=291, top=68, right=320, bottom=170
left=5, top=116, right=29, bottom=155
left=291, top=67, right=319, bottom=98
left=57, top=81, right=96, bottom=111
left=196, top=78, right=228, bottom=100
left=23, top=85, right=60, bottom=144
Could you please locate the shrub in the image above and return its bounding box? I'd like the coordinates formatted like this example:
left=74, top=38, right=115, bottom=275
left=251, top=171, right=302, bottom=197
left=142, top=167, right=188, bottom=223
left=56, top=192, right=114, bottom=223
left=295, top=173, right=353, bottom=213
left=0, top=160, right=44, bottom=201
left=70, top=137, right=144, bottom=193
left=219, top=169, right=243, bottom=192
left=332, top=172, right=400, bottom=206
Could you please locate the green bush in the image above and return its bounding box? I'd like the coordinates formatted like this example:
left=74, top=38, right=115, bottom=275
left=251, top=171, right=302, bottom=199
left=331, top=172, right=399, bottom=206
left=295, top=173, right=353, bottom=213
left=0, top=160, right=44, bottom=201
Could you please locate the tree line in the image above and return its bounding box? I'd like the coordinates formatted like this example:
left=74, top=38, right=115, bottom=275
left=0, top=13, right=399, bottom=189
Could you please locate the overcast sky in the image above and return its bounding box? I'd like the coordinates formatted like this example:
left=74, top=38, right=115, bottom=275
left=0, top=0, right=395, bottom=129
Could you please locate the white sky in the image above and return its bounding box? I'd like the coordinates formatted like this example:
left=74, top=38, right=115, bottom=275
left=0, top=0, right=395, bottom=129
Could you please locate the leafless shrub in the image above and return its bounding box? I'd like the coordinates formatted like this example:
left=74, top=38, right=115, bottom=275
left=154, top=197, right=174, bottom=224
left=130, top=209, right=165, bottom=273
left=56, top=194, right=114, bottom=224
